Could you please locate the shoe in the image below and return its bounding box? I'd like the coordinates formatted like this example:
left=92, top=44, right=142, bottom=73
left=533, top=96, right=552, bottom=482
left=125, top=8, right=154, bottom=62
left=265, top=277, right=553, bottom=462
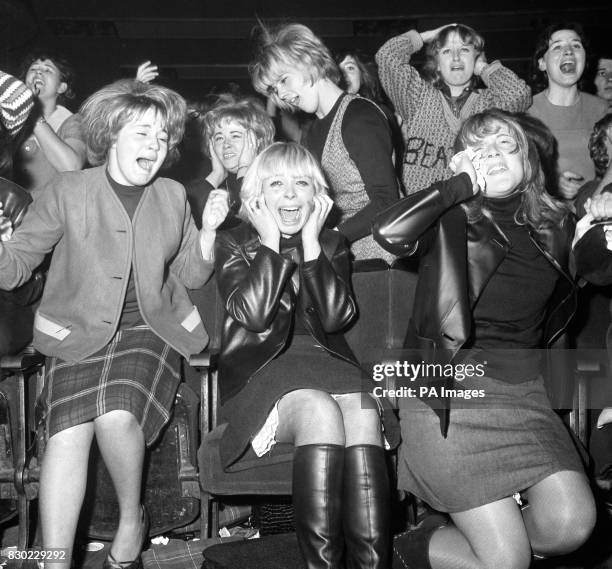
left=343, top=445, right=391, bottom=569
left=103, top=505, right=150, bottom=569
left=293, top=444, right=344, bottom=569
left=392, top=514, right=448, bottom=569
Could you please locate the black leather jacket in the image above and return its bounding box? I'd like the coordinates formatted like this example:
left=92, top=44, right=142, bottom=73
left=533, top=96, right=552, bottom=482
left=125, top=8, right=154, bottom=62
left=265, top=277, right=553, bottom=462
left=214, top=223, right=361, bottom=404
left=373, top=173, right=577, bottom=433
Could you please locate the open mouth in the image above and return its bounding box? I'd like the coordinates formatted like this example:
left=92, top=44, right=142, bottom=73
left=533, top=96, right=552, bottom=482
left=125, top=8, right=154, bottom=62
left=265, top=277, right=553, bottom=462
left=137, top=158, right=155, bottom=172
left=560, top=61, right=576, bottom=74
left=450, top=64, right=464, bottom=71
left=487, top=166, right=507, bottom=176
left=279, top=207, right=301, bottom=224
left=223, top=152, right=236, bottom=160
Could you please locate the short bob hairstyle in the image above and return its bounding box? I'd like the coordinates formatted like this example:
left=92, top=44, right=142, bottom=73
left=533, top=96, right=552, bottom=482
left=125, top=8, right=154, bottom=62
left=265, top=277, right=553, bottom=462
left=589, top=114, right=612, bottom=178
left=80, top=79, right=187, bottom=167
left=250, top=23, right=341, bottom=110
left=19, top=49, right=77, bottom=105
left=455, top=109, right=567, bottom=229
left=203, top=98, right=275, bottom=157
left=239, top=142, right=328, bottom=222
left=529, top=22, right=589, bottom=94
left=421, top=24, right=485, bottom=90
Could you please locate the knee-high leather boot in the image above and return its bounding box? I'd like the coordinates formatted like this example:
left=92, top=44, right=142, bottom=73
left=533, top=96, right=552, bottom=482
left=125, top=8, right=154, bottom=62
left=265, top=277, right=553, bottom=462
left=292, top=444, right=345, bottom=569
left=343, top=445, right=390, bottom=569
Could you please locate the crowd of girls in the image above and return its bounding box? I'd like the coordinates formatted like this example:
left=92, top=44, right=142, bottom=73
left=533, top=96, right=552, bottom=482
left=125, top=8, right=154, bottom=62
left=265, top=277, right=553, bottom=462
left=0, top=17, right=611, bottom=569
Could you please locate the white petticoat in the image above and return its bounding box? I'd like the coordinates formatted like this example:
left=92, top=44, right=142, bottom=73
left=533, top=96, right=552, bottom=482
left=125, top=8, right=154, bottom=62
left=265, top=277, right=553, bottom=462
left=251, top=393, right=390, bottom=457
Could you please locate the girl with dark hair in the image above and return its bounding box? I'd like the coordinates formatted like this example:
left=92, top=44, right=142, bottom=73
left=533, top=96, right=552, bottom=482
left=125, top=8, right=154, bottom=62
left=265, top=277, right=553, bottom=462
left=528, top=22, right=608, bottom=200
left=376, top=23, right=531, bottom=195
left=0, top=79, right=229, bottom=569
left=251, top=23, right=400, bottom=262
left=373, top=109, right=595, bottom=569
left=14, top=49, right=86, bottom=193
left=593, top=55, right=612, bottom=109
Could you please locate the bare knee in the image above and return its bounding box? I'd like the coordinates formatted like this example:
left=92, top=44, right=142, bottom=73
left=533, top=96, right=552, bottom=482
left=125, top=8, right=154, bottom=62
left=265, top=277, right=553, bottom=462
left=335, top=393, right=383, bottom=446
left=276, top=389, right=344, bottom=445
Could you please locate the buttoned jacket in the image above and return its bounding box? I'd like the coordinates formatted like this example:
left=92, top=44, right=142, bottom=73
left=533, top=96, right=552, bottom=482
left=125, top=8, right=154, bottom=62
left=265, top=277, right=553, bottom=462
left=0, top=166, right=213, bottom=361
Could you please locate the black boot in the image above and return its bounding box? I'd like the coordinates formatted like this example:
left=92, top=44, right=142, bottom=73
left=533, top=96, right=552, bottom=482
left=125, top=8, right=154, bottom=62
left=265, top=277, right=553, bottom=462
left=292, top=444, right=345, bottom=569
left=343, top=445, right=391, bottom=569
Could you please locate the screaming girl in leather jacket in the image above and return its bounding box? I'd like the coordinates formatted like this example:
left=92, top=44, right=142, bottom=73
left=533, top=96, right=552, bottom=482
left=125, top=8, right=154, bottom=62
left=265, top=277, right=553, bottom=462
left=214, top=142, right=394, bottom=569
left=372, top=109, right=595, bottom=569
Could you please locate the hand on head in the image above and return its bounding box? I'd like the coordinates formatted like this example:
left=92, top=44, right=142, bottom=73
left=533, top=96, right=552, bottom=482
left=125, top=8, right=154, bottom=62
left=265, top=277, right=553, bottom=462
left=237, top=130, right=258, bottom=176
left=244, top=195, right=281, bottom=250
left=301, top=194, right=333, bottom=245
left=449, top=150, right=481, bottom=194
left=420, top=24, right=457, bottom=43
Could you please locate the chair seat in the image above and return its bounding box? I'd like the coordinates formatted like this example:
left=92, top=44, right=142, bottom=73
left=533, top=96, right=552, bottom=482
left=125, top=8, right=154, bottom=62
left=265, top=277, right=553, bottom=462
left=198, top=423, right=293, bottom=496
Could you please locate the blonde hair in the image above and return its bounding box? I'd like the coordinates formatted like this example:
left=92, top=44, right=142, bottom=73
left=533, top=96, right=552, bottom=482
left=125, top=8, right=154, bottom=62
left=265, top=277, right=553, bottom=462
left=80, top=79, right=186, bottom=166
left=250, top=23, right=341, bottom=110
left=239, top=142, right=328, bottom=221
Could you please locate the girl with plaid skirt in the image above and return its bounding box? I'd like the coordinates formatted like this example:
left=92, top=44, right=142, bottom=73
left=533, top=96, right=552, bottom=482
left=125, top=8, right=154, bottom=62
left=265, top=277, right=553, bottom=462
left=0, top=79, right=229, bottom=569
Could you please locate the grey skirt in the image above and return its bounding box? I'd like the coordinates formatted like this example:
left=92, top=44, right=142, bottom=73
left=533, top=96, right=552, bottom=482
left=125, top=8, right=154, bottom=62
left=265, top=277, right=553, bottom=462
left=397, top=374, right=584, bottom=512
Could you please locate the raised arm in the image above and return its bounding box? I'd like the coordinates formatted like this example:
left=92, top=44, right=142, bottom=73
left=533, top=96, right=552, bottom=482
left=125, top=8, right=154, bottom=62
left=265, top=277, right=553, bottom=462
left=375, top=30, right=430, bottom=121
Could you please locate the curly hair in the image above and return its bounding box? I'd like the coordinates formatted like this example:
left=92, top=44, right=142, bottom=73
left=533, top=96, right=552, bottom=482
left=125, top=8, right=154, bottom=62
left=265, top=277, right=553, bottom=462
left=529, top=22, right=589, bottom=94
left=589, top=114, right=612, bottom=178
left=455, top=109, right=568, bottom=229
left=239, top=142, right=328, bottom=222
left=421, top=24, right=485, bottom=91
left=79, top=79, right=186, bottom=166
left=203, top=97, right=275, bottom=157
left=250, top=23, right=341, bottom=110
left=19, top=49, right=77, bottom=105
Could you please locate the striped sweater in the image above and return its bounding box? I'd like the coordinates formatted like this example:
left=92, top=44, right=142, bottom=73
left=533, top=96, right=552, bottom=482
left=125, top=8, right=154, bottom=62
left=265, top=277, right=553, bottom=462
left=376, top=30, right=531, bottom=194
left=0, top=70, right=34, bottom=136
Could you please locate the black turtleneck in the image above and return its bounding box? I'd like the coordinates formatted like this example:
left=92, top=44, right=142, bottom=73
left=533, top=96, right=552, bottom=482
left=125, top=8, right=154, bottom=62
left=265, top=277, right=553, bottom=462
left=106, top=170, right=146, bottom=329
left=468, top=192, right=559, bottom=382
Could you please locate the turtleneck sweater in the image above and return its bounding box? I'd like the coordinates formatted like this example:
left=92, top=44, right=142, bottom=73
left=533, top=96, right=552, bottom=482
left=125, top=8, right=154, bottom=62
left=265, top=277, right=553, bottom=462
left=467, top=192, right=558, bottom=382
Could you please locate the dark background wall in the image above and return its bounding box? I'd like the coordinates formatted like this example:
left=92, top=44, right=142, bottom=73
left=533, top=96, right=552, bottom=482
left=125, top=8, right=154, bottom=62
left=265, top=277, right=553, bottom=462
left=0, top=0, right=610, bottom=108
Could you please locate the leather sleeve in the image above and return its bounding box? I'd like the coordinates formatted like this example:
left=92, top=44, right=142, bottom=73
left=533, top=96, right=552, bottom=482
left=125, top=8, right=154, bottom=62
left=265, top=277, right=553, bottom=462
left=574, top=226, right=612, bottom=286
left=301, top=236, right=356, bottom=333
left=215, top=232, right=295, bottom=332
left=372, top=173, right=474, bottom=256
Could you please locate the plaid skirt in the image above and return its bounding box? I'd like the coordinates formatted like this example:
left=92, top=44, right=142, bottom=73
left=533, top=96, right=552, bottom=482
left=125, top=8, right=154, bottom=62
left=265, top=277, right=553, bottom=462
left=37, top=327, right=181, bottom=446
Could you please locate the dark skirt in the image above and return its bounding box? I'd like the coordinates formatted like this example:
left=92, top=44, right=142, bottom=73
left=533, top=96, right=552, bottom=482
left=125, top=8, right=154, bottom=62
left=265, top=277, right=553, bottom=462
left=397, top=374, right=584, bottom=513
left=37, top=327, right=181, bottom=447
left=219, top=334, right=371, bottom=468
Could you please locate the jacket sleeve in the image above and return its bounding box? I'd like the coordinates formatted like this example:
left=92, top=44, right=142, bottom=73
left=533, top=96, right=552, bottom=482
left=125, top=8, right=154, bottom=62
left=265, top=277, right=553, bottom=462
left=0, top=178, right=64, bottom=290
left=215, top=232, right=295, bottom=332
left=574, top=226, right=612, bottom=286
left=373, top=173, right=474, bottom=256
left=301, top=235, right=357, bottom=333
left=476, top=61, right=532, bottom=113
left=169, top=188, right=215, bottom=289
left=375, top=30, right=429, bottom=122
